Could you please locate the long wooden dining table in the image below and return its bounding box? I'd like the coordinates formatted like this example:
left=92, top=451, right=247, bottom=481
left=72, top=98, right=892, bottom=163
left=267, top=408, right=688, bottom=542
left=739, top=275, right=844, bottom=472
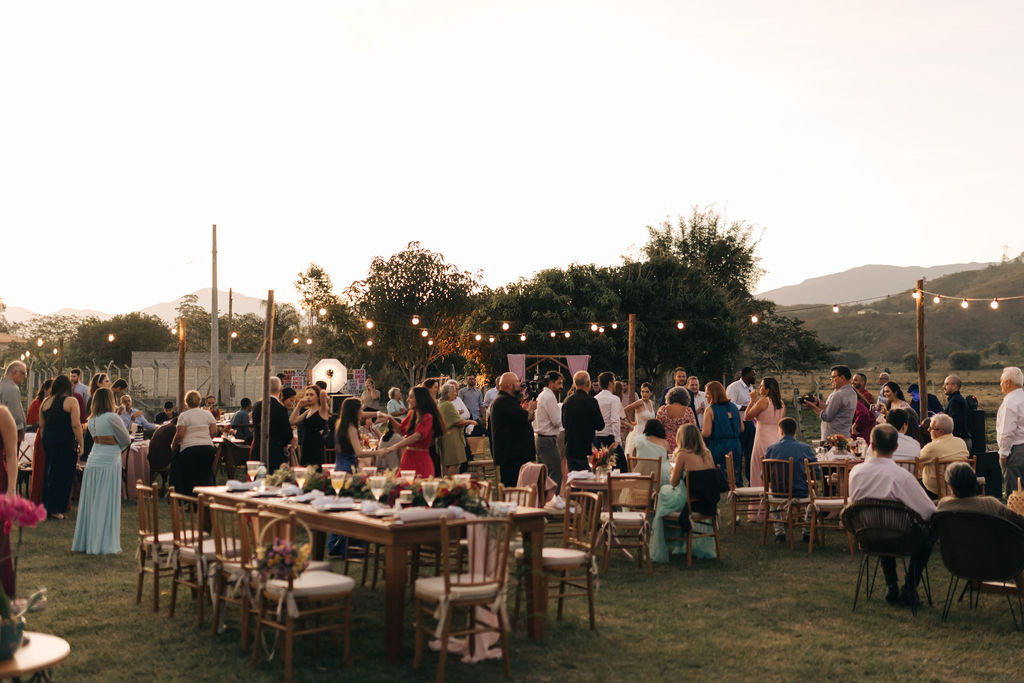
left=193, top=485, right=549, bottom=661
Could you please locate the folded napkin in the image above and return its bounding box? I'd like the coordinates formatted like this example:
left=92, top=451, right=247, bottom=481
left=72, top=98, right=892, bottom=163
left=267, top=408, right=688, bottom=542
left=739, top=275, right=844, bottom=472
left=566, top=470, right=595, bottom=482
left=312, top=495, right=353, bottom=509
left=226, top=480, right=257, bottom=491
left=396, top=506, right=465, bottom=523
left=547, top=495, right=566, bottom=510
left=280, top=484, right=302, bottom=496
left=489, top=501, right=517, bottom=517
left=359, top=500, right=384, bottom=515
left=295, top=490, right=325, bottom=503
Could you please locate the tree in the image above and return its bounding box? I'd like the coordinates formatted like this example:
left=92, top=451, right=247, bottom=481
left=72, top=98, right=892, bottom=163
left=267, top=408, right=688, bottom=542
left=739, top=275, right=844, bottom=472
left=294, top=263, right=340, bottom=313
left=902, top=352, right=932, bottom=372
left=948, top=350, right=981, bottom=371
left=642, top=205, right=764, bottom=300
left=72, top=313, right=174, bottom=365
left=0, top=299, right=10, bottom=335
left=175, top=294, right=211, bottom=352
left=744, top=305, right=836, bottom=378
left=347, top=242, right=480, bottom=386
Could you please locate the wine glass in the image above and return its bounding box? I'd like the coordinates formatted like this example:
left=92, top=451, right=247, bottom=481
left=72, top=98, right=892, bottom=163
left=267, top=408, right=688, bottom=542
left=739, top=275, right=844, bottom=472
left=368, top=475, right=387, bottom=503
left=362, top=466, right=378, bottom=477
left=421, top=478, right=439, bottom=508
left=246, top=461, right=260, bottom=483
left=400, top=469, right=417, bottom=485
left=330, top=470, right=345, bottom=497
left=294, top=467, right=307, bottom=490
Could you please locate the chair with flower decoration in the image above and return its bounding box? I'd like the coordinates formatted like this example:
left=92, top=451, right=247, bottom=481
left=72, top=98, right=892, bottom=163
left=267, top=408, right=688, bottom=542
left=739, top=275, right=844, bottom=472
left=250, top=511, right=355, bottom=683
left=206, top=500, right=260, bottom=650
left=414, top=516, right=514, bottom=682
left=135, top=480, right=174, bottom=613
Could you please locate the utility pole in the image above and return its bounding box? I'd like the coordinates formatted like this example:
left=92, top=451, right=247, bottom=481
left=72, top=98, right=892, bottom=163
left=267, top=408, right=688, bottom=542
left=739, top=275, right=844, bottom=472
left=260, top=291, right=275, bottom=468
left=211, top=224, right=219, bottom=404
left=915, top=278, right=927, bottom=418
left=627, top=314, right=636, bottom=402
left=227, top=287, right=234, bottom=404
left=177, top=318, right=186, bottom=412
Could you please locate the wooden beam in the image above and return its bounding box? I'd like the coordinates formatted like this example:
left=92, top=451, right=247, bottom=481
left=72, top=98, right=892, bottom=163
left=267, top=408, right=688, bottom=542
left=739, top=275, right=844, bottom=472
left=260, top=290, right=275, bottom=468
left=916, top=278, right=927, bottom=419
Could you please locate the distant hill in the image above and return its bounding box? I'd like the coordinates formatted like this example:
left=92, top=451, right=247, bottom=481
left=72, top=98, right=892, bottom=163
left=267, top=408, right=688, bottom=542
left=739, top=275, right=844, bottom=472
left=758, top=262, right=994, bottom=306
left=785, top=260, right=1024, bottom=365
left=5, top=289, right=268, bottom=325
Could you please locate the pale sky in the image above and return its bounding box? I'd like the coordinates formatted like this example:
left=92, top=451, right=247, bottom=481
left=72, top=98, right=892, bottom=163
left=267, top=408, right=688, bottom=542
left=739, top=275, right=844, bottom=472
left=2, top=1, right=1021, bottom=315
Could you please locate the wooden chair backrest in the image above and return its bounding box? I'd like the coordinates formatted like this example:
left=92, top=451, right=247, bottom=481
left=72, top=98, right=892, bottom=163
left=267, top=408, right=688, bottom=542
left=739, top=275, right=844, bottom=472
left=255, top=512, right=313, bottom=587
left=564, top=491, right=602, bottom=554
left=608, top=474, right=655, bottom=514
left=168, top=489, right=204, bottom=550
left=498, top=485, right=536, bottom=507
left=805, top=460, right=851, bottom=503
left=894, top=458, right=919, bottom=477
left=516, top=463, right=548, bottom=507
left=136, top=479, right=159, bottom=540
left=724, top=452, right=738, bottom=491
left=439, top=517, right=513, bottom=594
left=762, top=458, right=794, bottom=500
left=475, top=480, right=492, bottom=502
left=467, top=436, right=487, bottom=458
left=207, top=501, right=247, bottom=565
left=628, top=457, right=663, bottom=486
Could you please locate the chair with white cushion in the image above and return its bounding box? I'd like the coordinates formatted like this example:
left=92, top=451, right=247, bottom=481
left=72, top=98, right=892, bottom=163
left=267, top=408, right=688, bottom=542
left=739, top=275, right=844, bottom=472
left=601, top=473, right=656, bottom=575
left=725, top=451, right=763, bottom=533
left=136, top=480, right=174, bottom=612
left=168, top=488, right=216, bottom=624
left=207, top=500, right=259, bottom=650
left=804, top=460, right=854, bottom=555
left=250, top=512, right=354, bottom=683
left=414, top=517, right=513, bottom=682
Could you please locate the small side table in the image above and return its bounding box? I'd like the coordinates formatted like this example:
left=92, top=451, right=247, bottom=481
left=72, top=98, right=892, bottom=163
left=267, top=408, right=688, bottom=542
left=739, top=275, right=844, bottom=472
left=0, top=632, right=70, bottom=682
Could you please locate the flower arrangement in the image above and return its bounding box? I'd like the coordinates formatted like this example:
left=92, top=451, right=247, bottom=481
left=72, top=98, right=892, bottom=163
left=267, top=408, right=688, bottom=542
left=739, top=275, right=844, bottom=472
left=301, top=466, right=334, bottom=494
left=266, top=465, right=296, bottom=488
left=590, top=445, right=616, bottom=470
left=824, top=434, right=851, bottom=452
left=0, top=494, right=48, bottom=620
left=256, top=538, right=311, bottom=582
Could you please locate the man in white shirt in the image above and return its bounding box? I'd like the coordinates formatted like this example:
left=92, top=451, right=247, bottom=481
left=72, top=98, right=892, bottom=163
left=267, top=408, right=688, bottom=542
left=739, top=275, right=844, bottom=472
left=849, top=424, right=936, bottom=607
left=997, top=366, right=1024, bottom=497
left=687, top=376, right=707, bottom=429
left=883, top=408, right=922, bottom=461
left=533, top=371, right=564, bottom=489
left=482, top=381, right=500, bottom=433
left=726, top=367, right=757, bottom=483
left=593, top=371, right=622, bottom=465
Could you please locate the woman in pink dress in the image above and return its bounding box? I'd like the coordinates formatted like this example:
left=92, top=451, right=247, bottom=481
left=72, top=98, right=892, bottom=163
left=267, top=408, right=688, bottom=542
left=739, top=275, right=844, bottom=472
left=656, top=387, right=696, bottom=453
left=745, top=377, right=786, bottom=522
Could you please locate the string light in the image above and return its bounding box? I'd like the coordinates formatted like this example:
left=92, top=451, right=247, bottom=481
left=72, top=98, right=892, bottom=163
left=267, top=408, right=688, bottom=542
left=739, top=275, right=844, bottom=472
left=52, top=348, right=58, bottom=355
left=676, top=321, right=685, bottom=330
left=171, top=327, right=177, bottom=335
left=550, top=331, right=556, bottom=338
left=427, top=339, right=434, bottom=346
left=421, top=329, right=429, bottom=337
left=305, top=338, right=313, bottom=345
left=475, top=334, right=482, bottom=341
left=107, top=334, right=115, bottom=342
left=991, top=299, right=999, bottom=310
left=961, top=299, right=969, bottom=309
left=564, top=331, right=571, bottom=338
left=488, top=336, right=495, bottom=343
left=520, top=334, right=527, bottom=342
left=591, top=323, right=598, bottom=332
left=230, top=331, right=238, bottom=339
left=598, top=327, right=605, bottom=333
left=750, top=315, right=759, bottom=324
left=19, top=354, right=24, bottom=361
left=611, top=323, right=618, bottom=329
left=36, top=338, right=43, bottom=347
left=501, top=322, right=510, bottom=331
left=24, top=350, right=30, bottom=357
left=366, top=339, right=373, bottom=346
left=932, top=296, right=941, bottom=304
left=411, top=315, right=420, bottom=325
left=319, top=307, right=327, bottom=316
left=832, top=305, right=839, bottom=313
left=365, top=321, right=374, bottom=329
left=912, top=290, right=920, bottom=300
left=292, top=337, right=300, bottom=344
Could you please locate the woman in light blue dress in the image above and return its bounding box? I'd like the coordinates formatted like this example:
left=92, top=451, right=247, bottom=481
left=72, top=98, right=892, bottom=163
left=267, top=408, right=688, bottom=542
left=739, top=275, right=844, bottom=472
left=73, top=388, right=128, bottom=555
left=651, top=423, right=718, bottom=563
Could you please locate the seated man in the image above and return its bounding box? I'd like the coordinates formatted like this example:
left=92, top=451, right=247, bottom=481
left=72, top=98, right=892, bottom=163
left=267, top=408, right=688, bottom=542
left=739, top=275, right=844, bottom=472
left=763, top=417, right=817, bottom=543
left=153, top=400, right=178, bottom=425
left=874, top=408, right=921, bottom=461
left=849, top=424, right=937, bottom=606
left=230, top=397, right=253, bottom=442
left=204, top=394, right=222, bottom=419
left=118, top=395, right=158, bottom=434
left=918, top=413, right=970, bottom=498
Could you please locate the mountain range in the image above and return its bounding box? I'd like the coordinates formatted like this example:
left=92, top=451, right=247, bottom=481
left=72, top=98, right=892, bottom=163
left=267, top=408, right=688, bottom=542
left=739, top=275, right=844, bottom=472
left=756, top=262, right=994, bottom=306
left=4, top=288, right=269, bottom=325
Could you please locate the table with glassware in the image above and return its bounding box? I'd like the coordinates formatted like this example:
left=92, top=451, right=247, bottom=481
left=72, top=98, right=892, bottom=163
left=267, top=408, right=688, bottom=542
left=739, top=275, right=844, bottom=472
left=194, top=478, right=549, bottom=661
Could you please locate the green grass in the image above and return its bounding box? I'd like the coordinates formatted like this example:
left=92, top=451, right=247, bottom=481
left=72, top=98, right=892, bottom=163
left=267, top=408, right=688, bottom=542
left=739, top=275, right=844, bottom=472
left=16, top=497, right=1024, bottom=682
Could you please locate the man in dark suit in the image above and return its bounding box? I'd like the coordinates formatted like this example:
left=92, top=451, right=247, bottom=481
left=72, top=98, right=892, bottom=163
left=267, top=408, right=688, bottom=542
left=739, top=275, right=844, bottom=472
left=488, top=372, right=536, bottom=487
left=561, top=371, right=605, bottom=472
left=251, top=377, right=293, bottom=472
left=942, top=375, right=972, bottom=452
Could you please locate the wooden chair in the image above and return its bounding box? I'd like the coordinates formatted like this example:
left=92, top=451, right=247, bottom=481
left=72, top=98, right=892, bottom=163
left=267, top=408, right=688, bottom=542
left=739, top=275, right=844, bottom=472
left=628, top=456, right=663, bottom=490
left=893, top=458, right=919, bottom=477
left=513, top=490, right=602, bottom=629
left=414, top=517, right=513, bottom=682
left=466, top=436, right=488, bottom=459
left=168, top=489, right=216, bottom=624
left=135, top=480, right=174, bottom=612
left=251, top=512, right=355, bottom=683
left=725, top=451, right=763, bottom=534
left=761, top=458, right=811, bottom=550
left=684, top=470, right=722, bottom=567
left=207, top=501, right=259, bottom=650
left=804, top=461, right=854, bottom=555
left=498, top=485, right=537, bottom=507
left=601, top=474, right=656, bottom=575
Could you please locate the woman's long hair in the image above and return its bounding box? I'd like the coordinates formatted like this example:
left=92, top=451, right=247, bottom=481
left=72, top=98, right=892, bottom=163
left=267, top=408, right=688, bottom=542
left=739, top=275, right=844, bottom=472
left=884, top=381, right=906, bottom=403
left=90, top=388, right=115, bottom=418
left=88, top=372, right=107, bottom=395
left=335, top=397, right=362, bottom=453
left=763, top=377, right=783, bottom=410
left=50, top=374, right=72, bottom=400
left=704, top=381, right=729, bottom=405
left=409, top=386, right=445, bottom=439
left=675, top=423, right=711, bottom=460
left=35, top=378, right=53, bottom=402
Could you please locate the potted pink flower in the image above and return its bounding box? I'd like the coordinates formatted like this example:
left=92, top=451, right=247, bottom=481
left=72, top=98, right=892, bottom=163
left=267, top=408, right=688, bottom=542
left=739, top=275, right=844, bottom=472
left=0, top=494, right=48, bottom=659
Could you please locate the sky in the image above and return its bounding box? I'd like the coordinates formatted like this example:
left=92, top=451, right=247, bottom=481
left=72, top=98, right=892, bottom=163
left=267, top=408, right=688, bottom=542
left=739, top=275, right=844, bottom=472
left=2, top=1, right=1021, bottom=316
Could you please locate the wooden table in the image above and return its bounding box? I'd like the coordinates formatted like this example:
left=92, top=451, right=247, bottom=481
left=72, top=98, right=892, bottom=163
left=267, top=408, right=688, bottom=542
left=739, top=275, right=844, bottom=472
left=194, top=486, right=548, bottom=661
left=0, top=632, right=70, bottom=682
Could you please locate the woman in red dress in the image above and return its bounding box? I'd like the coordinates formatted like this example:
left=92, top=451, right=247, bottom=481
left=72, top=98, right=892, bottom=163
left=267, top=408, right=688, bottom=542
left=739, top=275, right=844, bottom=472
left=381, top=386, right=445, bottom=478
left=27, top=379, right=52, bottom=505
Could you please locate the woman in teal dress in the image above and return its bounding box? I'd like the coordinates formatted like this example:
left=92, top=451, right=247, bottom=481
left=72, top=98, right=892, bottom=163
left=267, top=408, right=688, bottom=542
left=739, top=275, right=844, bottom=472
left=73, top=388, right=129, bottom=555
left=651, top=424, right=718, bottom=563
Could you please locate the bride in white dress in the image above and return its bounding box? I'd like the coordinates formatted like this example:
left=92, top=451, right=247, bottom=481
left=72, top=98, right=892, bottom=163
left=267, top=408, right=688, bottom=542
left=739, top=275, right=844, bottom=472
left=624, top=382, right=657, bottom=459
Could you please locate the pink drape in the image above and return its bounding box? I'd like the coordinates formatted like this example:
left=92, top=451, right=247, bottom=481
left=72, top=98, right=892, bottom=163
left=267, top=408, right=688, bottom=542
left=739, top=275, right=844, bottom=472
left=566, top=355, right=590, bottom=377
left=506, top=354, right=526, bottom=381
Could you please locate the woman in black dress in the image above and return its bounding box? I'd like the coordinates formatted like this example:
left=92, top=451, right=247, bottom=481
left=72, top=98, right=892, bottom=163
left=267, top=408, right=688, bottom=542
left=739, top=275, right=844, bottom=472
left=38, top=375, right=84, bottom=519
left=291, top=385, right=331, bottom=466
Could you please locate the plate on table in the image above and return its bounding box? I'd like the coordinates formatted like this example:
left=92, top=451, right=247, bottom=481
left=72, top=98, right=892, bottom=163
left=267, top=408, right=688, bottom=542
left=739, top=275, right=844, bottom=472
left=250, top=488, right=283, bottom=498
left=312, top=499, right=357, bottom=512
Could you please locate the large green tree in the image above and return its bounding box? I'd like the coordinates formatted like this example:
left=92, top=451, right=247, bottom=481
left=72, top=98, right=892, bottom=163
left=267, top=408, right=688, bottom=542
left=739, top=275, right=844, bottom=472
left=72, top=313, right=174, bottom=365
left=347, top=242, right=479, bottom=386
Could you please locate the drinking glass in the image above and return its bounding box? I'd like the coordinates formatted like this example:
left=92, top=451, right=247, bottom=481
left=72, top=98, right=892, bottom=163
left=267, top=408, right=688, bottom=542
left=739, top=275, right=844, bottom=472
left=368, top=475, right=387, bottom=503
left=362, top=466, right=378, bottom=477
left=330, top=470, right=345, bottom=497
left=453, top=473, right=471, bottom=487
left=400, top=470, right=417, bottom=485
left=421, top=479, right=439, bottom=508
left=246, top=461, right=260, bottom=483
left=294, top=467, right=307, bottom=490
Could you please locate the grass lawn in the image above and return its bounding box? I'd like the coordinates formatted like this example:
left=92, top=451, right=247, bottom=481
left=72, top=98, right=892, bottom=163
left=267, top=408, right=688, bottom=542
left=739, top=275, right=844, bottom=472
left=15, top=491, right=1024, bottom=683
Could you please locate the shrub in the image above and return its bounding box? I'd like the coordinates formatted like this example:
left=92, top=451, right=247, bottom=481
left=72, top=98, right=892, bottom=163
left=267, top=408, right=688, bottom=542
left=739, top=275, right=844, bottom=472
left=902, top=352, right=932, bottom=372
left=948, top=350, right=981, bottom=371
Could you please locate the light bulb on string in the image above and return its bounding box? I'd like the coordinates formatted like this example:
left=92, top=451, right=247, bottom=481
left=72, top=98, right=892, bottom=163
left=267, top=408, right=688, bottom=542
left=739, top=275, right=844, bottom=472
left=171, top=327, right=177, bottom=335
left=36, top=338, right=43, bottom=347
left=107, top=334, right=115, bottom=342
left=550, top=331, right=556, bottom=338
left=564, top=331, right=571, bottom=338
left=611, top=323, right=618, bottom=330
left=961, top=299, right=969, bottom=309
left=488, top=336, right=495, bottom=343
left=991, top=299, right=999, bottom=310
left=365, top=321, right=374, bottom=330
left=591, top=323, right=598, bottom=332
left=912, top=290, right=920, bottom=300
left=24, top=350, right=30, bottom=357
left=520, top=334, right=527, bottom=342
left=750, top=315, right=759, bottom=324
left=230, top=331, right=238, bottom=339
left=501, top=322, right=510, bottom=331
left=292, top=337, right=299, bottom=344
left=319, top=307, right=327, bottom=316
left=305, top=338, right=313, bottom=345
left=832, top=305, right=839, bottom=313
left=421, top=329, right=429, bottom=337
left=933, top=296, right=941, bottom=304
left=598, top=327, right=605, bottom=333
left=427, top=339, right=434, bottom=346
left=366, top=339, right=373, bottom=346
left=411, top=315, right=420, bottom=326
left=474, top=334, right=482, bottom=341
left=676, top=321, right=685, bottom=330
left=52, top=348, right=58, bottom=355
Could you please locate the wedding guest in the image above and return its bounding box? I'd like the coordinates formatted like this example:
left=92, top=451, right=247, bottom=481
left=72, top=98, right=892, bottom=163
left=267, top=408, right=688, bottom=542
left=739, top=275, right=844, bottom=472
left=360, top=378, right=381, bottom=411
left=170, top=390, right=218, bottom=495
left=230, top=398, right=253, bottom=441
left=438, top=382, right=475, bottom=475
left=111, top=378, right=128, bottom=404
left=0, top=362, right=27, bottom=444
left=72, top=387, right=129, bottom=554
left=746, top=376, right=785, bottom=520
left=918, top=413, right=969, bottom=499
left=27, top=379, right=52, bottom=504
left=154, top=400, right=178, bottom=425
left=70, top=368, right=90, bottom=405
left=687, top=376, right=707, bottom=429
left=381, top=387, right=445, bottom=478
left=291, top=385, right=330, bottom=466
left=998, top=366, right=1024, bottom=497
left=562, top=372, right=604, bottom=473
left=385, top=387, right=407, bottom=419
left=660, top=367, right=688, bottom=406
left=0, top=406, right=18, bottom=598
left=727, top=367, right=757, bottom=485
left=624, top=382, right=656, bottom=459
left=118, top=395, right=158, bottom=433
left=204, top=394, right=222, bottom=419
left=252, top=378, right=293, bottom=472
left=458, top=376, right=484, bottom=436
left=651, top=423, right=718, bottom=562
left=39, top=375, right=83, bottom=519
left=657, top=387, right=696, bottom=453
left=334, top=397, right=377, bottom=474
left=701, top=381, right=743, bottom=484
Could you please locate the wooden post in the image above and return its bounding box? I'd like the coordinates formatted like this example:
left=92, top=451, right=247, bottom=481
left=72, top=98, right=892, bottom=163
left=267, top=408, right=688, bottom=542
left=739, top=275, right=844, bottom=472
left=915, top=278, right=927, bottom=418
left=260, top=291, right=275, bottom=468
left=627, top=314, right=636, bottom=402
left=226, top=287, right=233, bottom=405
left=211, top=224, right=219, bottom=404
left=177, top=317, right=186, bottom=412
left=57, top=338, right=64, bottom=374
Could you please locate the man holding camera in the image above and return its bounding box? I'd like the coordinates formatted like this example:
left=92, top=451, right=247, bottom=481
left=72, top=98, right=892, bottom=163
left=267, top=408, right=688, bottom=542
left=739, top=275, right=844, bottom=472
left=803, top=365, right=858, bottom=439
